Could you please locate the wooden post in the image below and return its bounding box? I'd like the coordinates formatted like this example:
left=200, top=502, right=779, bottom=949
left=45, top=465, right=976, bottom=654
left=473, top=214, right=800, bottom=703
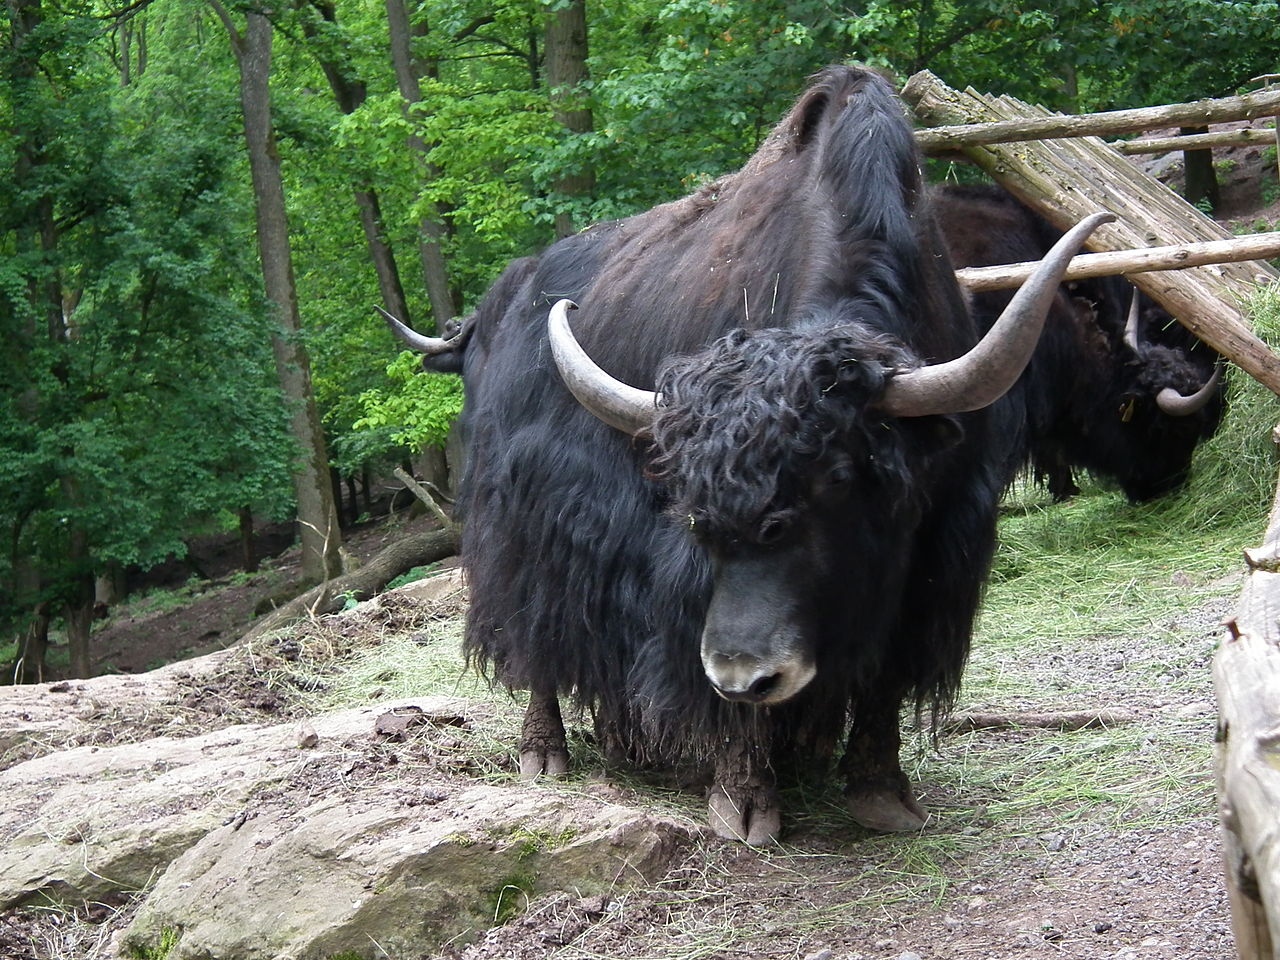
left=903, top=71, right=1280, bottom=397
left=1217, top=468, right=1280, bottom=960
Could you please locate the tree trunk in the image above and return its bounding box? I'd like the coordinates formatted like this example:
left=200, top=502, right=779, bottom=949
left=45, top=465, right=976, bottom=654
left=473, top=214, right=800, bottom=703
left=1181, top=125, right=1220, bottom=212
left=298, top=1, right=415, bottom=327
left=120, top=19, right=131, bottom=86
left=412, top=446, right=451, bottom=501
left=238, top=506, right=258, bottom=573
left=64, top=498, right=94, bottom=679
left=17, top=602, right=50, bottom=685
left=544, top=0, right=593, bottom=239
left=222, top=7, right=343, bottom=585
left=95, top=562, right=126, bottom=609
left=345, top=476, right=359, bottom=523
left=385, top=0, right=457, bottom=325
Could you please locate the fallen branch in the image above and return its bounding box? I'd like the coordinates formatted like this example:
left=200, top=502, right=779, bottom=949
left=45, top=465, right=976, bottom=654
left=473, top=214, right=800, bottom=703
left=240, top=527, right=459, bottom=644
left=392, top=466, right=456, bottom=531
left=955, top=232, right=1280, bottom=291
left=945, top=708, right=1136, bottom=735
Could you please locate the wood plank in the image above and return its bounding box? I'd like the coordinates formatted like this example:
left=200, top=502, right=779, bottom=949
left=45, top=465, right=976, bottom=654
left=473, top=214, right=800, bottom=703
left=1217, top=470, right=1280, bottom=960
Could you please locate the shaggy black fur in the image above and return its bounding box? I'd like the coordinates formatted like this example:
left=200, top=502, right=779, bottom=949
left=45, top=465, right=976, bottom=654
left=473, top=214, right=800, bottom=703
left=933, top=184, right=1225, bottom=502
left=450, top=66, right=1008, bottom=834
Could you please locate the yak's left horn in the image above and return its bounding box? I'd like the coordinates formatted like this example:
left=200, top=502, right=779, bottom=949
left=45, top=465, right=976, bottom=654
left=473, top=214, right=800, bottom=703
left=548, top=299, right=660, bottom=435
left=881, top=211, right=1115, bottom=418
left=1156, top=362, right=1224, bottom=417
left=377, top=305, right=457, bottom=356
left=1123, top=289, right=1142, bottom=353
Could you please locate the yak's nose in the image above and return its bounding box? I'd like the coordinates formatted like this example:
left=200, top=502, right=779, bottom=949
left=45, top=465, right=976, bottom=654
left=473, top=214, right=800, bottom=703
left=704, top=653, right=785, bottom=703
left=702, top=648, right=815, bottom=706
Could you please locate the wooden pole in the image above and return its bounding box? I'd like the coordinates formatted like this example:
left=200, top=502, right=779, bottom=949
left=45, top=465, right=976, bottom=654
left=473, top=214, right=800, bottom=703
left=911, top=83, right=1280, bottom=152
left=1110, top=128, right=1277, bottom=155
left=956, top=232, right=1280, bottom=291
left=903, top=70, right=1280, bottom=396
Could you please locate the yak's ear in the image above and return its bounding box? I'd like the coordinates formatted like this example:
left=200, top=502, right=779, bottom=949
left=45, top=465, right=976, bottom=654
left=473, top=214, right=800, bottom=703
left=421, top=351, right=464, bottom=374
left=792, top=89, right=830, bottom=150
left=893, top=413, right=964, bottom=453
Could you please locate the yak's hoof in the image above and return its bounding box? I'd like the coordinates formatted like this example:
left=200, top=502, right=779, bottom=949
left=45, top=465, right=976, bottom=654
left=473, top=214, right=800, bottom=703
left=519, top=746, right=570, bottom=778
left=708, top=785, right=781, bottom=845
left=845, top=783, right=927, bottom=832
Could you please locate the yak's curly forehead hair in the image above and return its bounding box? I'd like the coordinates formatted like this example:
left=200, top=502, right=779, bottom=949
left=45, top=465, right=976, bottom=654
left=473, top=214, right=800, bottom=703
left=646, top=321, right=918, bottom=537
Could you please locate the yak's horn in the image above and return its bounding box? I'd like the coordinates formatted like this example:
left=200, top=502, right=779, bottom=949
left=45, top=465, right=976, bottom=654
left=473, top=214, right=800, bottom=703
left=1123, top=289, right=1142, bottom=353
left=880, top=211, right=1115, bottom=418
left=1156, top=362, right=1224, bottom=417
left=377, top=305, right=457, bottom=356
left=548, top=299, right=660, bottom=434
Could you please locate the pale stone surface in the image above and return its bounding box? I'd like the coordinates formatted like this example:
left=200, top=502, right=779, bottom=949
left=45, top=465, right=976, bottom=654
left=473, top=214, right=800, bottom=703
left=120, top=783, right=696, bottom=960
left=0, top=651, right=232, bottom=765
left=0, top=698, right=486, bottom=910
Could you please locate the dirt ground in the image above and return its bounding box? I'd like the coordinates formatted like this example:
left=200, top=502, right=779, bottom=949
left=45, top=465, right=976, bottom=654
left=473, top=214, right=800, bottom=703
left=0, top=529, right=1240, bottom=960
left=88, top=509, right=443, bottom=676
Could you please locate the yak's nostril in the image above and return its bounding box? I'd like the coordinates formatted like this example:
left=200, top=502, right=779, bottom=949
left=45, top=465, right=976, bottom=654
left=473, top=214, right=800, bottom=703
left=747, top=673, right=782, bottom=699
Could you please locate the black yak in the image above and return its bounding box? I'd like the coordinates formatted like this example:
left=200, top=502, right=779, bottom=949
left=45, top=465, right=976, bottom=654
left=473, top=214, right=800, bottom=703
left=932, top=184, right=1225, bottom=502
left=389, top=66, right=1107, bottom=842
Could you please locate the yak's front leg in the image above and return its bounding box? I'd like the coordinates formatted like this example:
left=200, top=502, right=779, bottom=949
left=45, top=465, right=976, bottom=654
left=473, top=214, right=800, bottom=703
left=841, top=693, right=926, bottom=832
left=708, top=738, right=780, bottom=845
left=519, top=690, right=570, bottom=777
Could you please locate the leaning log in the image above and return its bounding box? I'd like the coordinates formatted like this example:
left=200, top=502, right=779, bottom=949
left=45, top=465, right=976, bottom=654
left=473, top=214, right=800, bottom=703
left=241, top=526, right=459, bottom=644
left=956, top=232, right=1280, bottom=292
left=903, top=70, right=1280, bottom=396
left=1217, top=471, right=1280, bottom=960
left=913, top=86, right=1280, bottom=152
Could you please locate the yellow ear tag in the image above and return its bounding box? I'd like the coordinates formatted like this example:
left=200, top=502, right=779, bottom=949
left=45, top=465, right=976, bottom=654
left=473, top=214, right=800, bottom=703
left=1120, top=398, right=1135, bottom=423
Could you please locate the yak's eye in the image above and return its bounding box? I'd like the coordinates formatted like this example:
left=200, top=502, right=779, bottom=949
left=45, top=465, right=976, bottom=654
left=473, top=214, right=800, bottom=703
left=818, top=460, right=854, bottom=495
left=757, top=514, right=789, bottom=545
left=826, top=464, right=853, bottom=487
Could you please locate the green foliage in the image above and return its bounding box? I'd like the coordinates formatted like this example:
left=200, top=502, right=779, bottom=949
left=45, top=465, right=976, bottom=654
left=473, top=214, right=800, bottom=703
left=0, top=0, right=294, bottom=642
left=128, top=927, right=182, bottom=960
left=385, top=563, right=442, bottom=591
left=354, top=353, right=463, bottom=452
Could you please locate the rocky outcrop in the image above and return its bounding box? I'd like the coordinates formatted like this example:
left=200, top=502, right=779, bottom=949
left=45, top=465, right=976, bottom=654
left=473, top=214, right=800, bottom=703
left=0, top=572, right=701, bottom=957
left=122, top=782, right=693, bottom=960
left=1, top=690, right=699, bottom=959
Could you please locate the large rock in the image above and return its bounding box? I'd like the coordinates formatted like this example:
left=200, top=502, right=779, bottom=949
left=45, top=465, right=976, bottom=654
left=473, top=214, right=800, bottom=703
left=0, top=698, right=487, bottom=909
left=0, top=692, right=699, bottom=959
left=0, top=651, right=234, bottom=767
left=121, top=783, right=696, bottom=960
